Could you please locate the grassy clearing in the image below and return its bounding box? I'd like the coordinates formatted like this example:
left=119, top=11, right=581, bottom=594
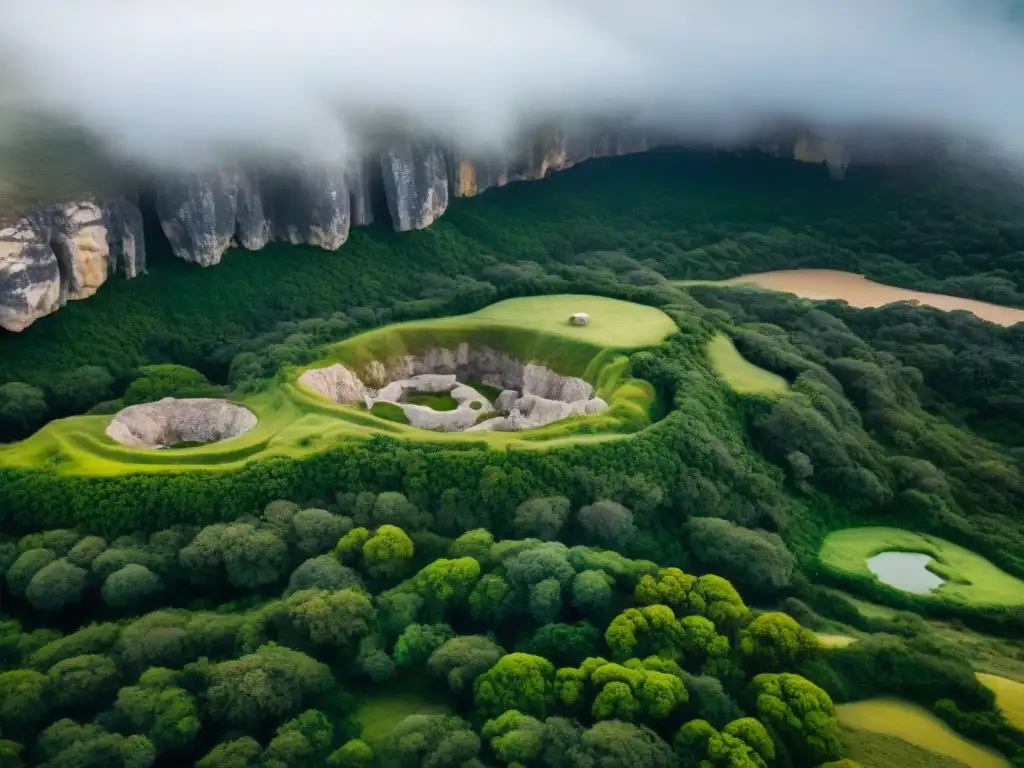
left=0, top=295, right=673, bottom=475
left=706, top=333, right=789, bottom=395
left=354, top=690, right=449, bottom=747
left=406, top=393, right=459, bottom=411
left=979, top=674, right=1024, bottom=730
left=370, top=402, right=411, bottom=424
left=820, top=527, right=1024, bottom=608
left=837, top=698, right=1009, bottom=768
left=816, top=633, right=856, bottom=648
left=840, top=726, right=970, bottom=768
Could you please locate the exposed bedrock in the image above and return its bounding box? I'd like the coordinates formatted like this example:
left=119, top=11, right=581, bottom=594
left=105, top=397, right=257, bottom=449
left=381, top=141, right=450, bottom=231
left=0, top=197, right=145, bottom=332
left=297, top=344, right=608, bottom=433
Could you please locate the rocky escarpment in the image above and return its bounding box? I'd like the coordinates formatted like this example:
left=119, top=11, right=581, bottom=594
left=105, top=397, right=257, bottom=449
left=0, top=197, right=144, bottom=331
left=1, top=127, right=958, bottom=331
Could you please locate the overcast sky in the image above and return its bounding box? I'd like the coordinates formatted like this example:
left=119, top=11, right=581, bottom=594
left=1, top=0, right=1022, bottom=172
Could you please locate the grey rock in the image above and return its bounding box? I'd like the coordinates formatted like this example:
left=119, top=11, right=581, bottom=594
left=495, top=389, right=519, bottom=414
left=298, top=363, right=367, bottom=404
left=106, top=397, right=257, bottom=449
left=0, top=195, right=146, bottom=331
left=155, top=169, right=269, bottom=266
left=381, top=142, right=449, bottom=231
left=266, top=169, right=353, bottom=251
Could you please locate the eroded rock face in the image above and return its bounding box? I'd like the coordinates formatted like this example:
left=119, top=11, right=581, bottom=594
left=0, top=197, right=146, bottom=331
left=106, top=397, right=257, bottom=449
left=298, top=364, right=368, bottom=404
left=156, top=169, right=269, bottom=266
left=381, top=142, right=449, bottom=231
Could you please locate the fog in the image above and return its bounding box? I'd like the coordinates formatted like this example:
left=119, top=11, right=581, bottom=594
left=1, top=0, right=1023, bottom=176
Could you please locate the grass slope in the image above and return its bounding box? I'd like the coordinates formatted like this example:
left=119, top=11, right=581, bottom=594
left=840, top=726, right=971, bottom=768
left=0, top=295, right=674, bottom=475
left=820, top=527, right=1024, bottom=608
left=836, top=698, right=1009, bottom=768
left=355, top=690, right=449, bottom=748
left=979, top=674, right=1024, bottom=730
left=705, top=333, right=789, bottom=395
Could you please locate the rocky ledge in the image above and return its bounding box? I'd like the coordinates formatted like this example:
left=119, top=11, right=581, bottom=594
left=298, top=344, right=608, bottom=433
left=105, top=397, right=257, bottom=449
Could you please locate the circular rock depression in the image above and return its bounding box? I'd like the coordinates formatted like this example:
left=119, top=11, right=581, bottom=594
left=106, top=398, right=258, bottom=449
left=299, top=344, right=608, bottom=433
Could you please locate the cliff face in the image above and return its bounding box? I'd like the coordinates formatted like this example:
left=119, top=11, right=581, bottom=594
left=0, top=128, right=944, bottom=332
left=0, top=198, right=144, bottom=332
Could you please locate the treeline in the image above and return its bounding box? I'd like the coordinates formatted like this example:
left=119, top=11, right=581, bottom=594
left=2, top=501, right=845, bottom=768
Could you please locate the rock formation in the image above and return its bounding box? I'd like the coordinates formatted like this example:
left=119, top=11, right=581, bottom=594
left=1, top=125, right=962, bottom=331
left=106, top=397, right=257, bottom=449
left=0, top=197, right=145, bottom=332
left=297, top=344, right=608, bottom=433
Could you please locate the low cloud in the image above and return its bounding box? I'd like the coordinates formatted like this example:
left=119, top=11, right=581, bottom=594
left=1, top=0, right=1023, bottom=177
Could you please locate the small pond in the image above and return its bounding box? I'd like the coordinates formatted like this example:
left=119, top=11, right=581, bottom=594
left=866, top=551, right=945, bottom=594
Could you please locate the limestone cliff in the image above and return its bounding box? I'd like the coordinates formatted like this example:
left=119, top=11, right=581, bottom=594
left=0, top=198, right=145, bottom=332
left=0, top=127, right=957, bottom=332
left=380, top=142, right=450, bottom=231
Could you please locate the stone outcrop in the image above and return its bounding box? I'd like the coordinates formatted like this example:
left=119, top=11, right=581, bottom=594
left=381, top=142, right=450, bottom=231
left=0, top=197, right=145, bottom=332
left=106, top=397, right=257, bottom=449
left=298, top=344, right=607, bottom=433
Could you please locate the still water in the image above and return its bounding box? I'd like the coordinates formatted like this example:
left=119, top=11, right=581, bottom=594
left=866, top=551, right=945, bottom=594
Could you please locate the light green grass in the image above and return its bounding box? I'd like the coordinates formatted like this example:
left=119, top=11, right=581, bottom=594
left=840, top=726, right=971, bottom=768
left=406, top=393, right=459, bottom=411
left=816, top=632, right=856, bottom=648
left=837, top=698, right=1009, bottom=768
left=820, top=527, right=1024, bottom=608
left=371, top=401, right=412, bottom=423
left=0, top=295, right=675, bottom=476
left=355, top=690, right=449, bottom=747
left=706, top=333, right=789, bottom=395
left=978, top=674, right=1024, bottom=730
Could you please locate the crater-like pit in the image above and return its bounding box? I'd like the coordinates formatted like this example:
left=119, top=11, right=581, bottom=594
left=106, top=398, right=258, bottom=449
left=299, top=344, right=608, bottom=432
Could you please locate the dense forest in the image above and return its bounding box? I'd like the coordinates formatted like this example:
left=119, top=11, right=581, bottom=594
left=3, top=149, right=1024, bottom=766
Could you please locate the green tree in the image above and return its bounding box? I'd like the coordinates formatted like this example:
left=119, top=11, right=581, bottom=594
left=571, top=569, right=614, bottom=617
left=195, top=737, right=263, bottom=768
left=577, top=500, right=637, bottom=546
left=200, top=643, right=334, bottom=730
left=573, top=719, right=675, bottom=768
left=365, top=492, right=432, bottom=531
left=25, top=559, right=88, bottom=612
left=49, top=365, right=115, bottom=414
left=102, top=564, right=164, bottom=610
left=686, top=517, right=795, bottom=594
left=635, top=569, right=748, bottom=629
left=394, top=623, right=455, bottom=667
left=675, top=718, right=774, bottom=768
left=605, top=605, right=682, bottom=660
left=113, top=667, right=200, bottom=752
left=474, top=653, right=556, bottom=718
left=281, top=588, right=375, bottom=649
left=481, top=710, right=548, bottom=765
left=0, top=739, right=24, bottom=768
left=0, top=669, right=48, bottom=732
left=36, top=719, right=156, bottom=768
left=518, top=622, right=602, bottom=668
left=46, top=654, right=120, bottom=712
left=328, top=739, right=374, bottom=767
left=6, top=548, right=56, bottom=598
left=513, top=496, right=571, bottom=540
left=750, top=672, right=843, bottom=765
left=362, top=525, right=415, bottom=580
left=469, top=574, right=514, bottom=623
left=428, top=635, right=506, bottom=693
left=179, top=523, right=289, bottom=589
left=384, top=714, right=481, bottom=768
left=286, top=557, right=362, bottom=596
left=29, top=622, right=122, bottom=670
left=292, top=509, right=352, bottom=559
left=263, top=709, right=335, bottom=768
left=333, top=527, right=370, bottom=563
left=66, top=536, right=108, bottom=569
left=0, top=382, right=47, bottom=438
left=123, top=364, right=219, bottom=406
left=448, top=529, right=494, bottom=568
left=737, top=612, right=819, bottom=673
